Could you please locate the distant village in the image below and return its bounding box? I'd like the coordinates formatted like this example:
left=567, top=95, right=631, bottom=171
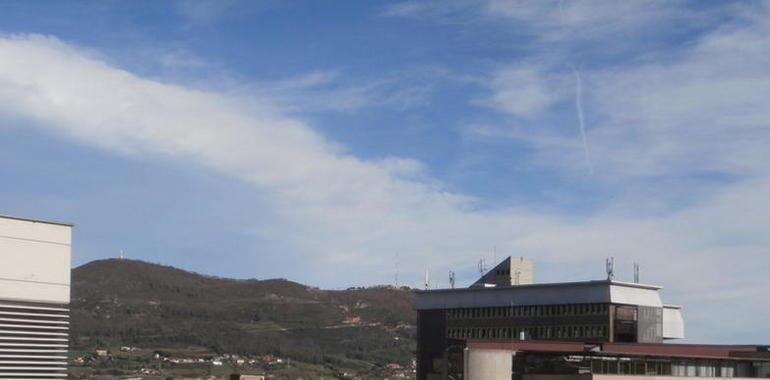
left=72, top=346, right=416, bottom=380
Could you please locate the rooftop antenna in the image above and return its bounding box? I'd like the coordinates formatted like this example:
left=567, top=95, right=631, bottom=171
left=119, top=250, right=125, bottom=260
left=633, top=262, right=640, bottom=284
left=424, top=267, right=430, bottom=290
left=478, top=258, right=486, bottom=276
left=493, top=246, right=497, bottom=266
left=449, top=271, right=456, bottom=289
left=606, top=257, right=615, bottom=281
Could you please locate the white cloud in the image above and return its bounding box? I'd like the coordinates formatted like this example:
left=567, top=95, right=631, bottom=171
left=484, top=0, right=685, bottom=41
left=248, top=68, right=440, bottom=113
left=383, top=0, right=697, bottom=44
left=458, top=2, right=770, bottom=341
left=481, top=65, right=565, bottom=117
left=173, top=0, right=243, bottom=25
left=0, top=34, right=478, bottom=282
left=502, top=3, right=770, bottom=182
left=379, top=0, right=478, bottom=22
left=586, top=17, right=770, bottom=180
left=380, top=2, right=435, bottom=18
left=158, top=49, right=208, bottom=70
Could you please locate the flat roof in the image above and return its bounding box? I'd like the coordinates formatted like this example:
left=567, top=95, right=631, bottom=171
left=414, top=279, right=662, bottom=293
left=414, top=279, right=666, bottom=309
left=0, top=214, right=74, bottom=227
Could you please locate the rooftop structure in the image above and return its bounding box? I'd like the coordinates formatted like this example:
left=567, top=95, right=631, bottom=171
left=0, top=215, right=72, bottom=380
left=413, top=256, right=763, bottom=380
left=471, top=256, right=533, bottom=288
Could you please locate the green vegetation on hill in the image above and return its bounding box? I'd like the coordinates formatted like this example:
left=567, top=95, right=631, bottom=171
left=70, top=259, right=416, bottom=378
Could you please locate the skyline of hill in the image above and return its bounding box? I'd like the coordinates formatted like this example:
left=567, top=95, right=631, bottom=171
left=70, top=259, right=416, bottom=374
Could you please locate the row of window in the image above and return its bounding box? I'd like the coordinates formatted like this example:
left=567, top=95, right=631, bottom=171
left=672, top=362, right=738, bottom=378
left=592, top=359, right=672, bottom=376
left=590, top=359, right=741, bottom=378
left=446, top=303, right=609, bottom=319
left=446, top=324, right=608, bottom=340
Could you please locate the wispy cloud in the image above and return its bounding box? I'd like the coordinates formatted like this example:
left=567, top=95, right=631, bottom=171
left=484, top=0, right=689, bottom=41
left=252, top=67, right=445, bottom=114
left=383, top=0, right=700, bottom=45
left=157, top=49, right=208, bottom=70
left=172, top=0, right=278, bottom=26
left=571, top=68, right=593, bottom=175
left=479, top=65, right=565, bottom=118
left=173, top=0, right=243, bottom=25
left=466, top=2, right=770, bottom=182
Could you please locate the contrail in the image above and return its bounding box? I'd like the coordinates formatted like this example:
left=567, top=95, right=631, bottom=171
left=572, top=67, right=594, bottom=175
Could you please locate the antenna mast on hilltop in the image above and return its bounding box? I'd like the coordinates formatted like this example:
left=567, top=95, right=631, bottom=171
left=394, top=253, right=399, bottom=288
left=119, top=250, right=125, bottom=260
left=606, top=257, right=615, bottom=281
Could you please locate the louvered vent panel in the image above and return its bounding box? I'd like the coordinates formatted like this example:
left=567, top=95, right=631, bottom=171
left=0, top=303, right=68, bottom=379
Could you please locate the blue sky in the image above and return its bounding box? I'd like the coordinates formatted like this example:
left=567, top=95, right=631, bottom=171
left=1, top=1, right=769, bottom=343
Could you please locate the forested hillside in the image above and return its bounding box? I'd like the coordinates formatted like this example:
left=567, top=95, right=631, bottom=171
left=70, top=259, right=416, bottom=374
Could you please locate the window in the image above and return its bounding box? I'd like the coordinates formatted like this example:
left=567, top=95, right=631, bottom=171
left=720, top=365, right=735, bottom=378
left=698, top=362, right=717, bottom=377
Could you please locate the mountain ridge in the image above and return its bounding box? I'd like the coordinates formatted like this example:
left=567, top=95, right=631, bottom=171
left=70, top=258, right=416, bottom=371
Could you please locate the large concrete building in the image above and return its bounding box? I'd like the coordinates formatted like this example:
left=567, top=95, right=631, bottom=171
left=0, top=215, right=72, bottom=380
left=415, top=257, right=768, bottom=380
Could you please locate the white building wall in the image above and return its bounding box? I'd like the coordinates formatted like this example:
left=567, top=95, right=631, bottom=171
left=0, top=216, right=71, bottom=304
left=663, top=305, right=685, bottom=339
left=464, top=348, right=512, bottom=380
left=511, top=256, right=533, bottom=285
left=609, top=283, right=663, bottom=307
left=0, top=215, right=71, bottom=379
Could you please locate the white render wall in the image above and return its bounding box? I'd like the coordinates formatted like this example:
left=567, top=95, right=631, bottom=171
left=0, top=216, right=71, bottom=304
left=663, top=305, right=685, bottom=339
left=609, top=283, right=663, bottom=307
left=464, top=348, right=512, bottom=380
left=511, top=256, right=533, bottom=285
